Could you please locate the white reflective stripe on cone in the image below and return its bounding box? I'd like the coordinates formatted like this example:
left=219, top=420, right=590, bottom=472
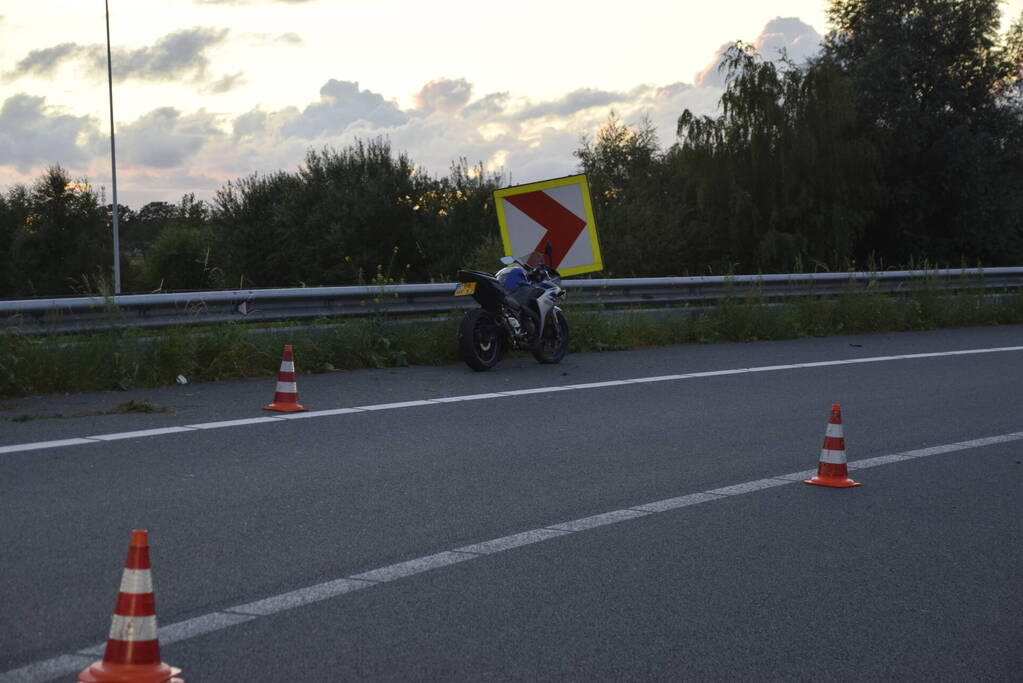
left=275, top=382, right=297, bottom=394
left=820, top=448, right=848, bottom=464
left=280, top=361, right=295, bottom=373
left=108, top=614, right=158, bottom=641
left=825, top=422, right=843, bottom=438
left=118, top=569, right=153, bottom=594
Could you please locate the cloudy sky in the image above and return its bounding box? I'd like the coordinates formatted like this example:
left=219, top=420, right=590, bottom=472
left=2, top=0, right=1021, bottom=207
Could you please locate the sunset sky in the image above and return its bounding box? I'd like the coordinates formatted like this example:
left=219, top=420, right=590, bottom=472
left=2, top=0, right=1021, bottom=207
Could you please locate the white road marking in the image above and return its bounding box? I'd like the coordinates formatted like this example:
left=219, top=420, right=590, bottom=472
left=847, top=454, right=914, bottom=469
left=706, top=478, right=793, bottom=496
left=629, top=492, right=723, bottom=512
left=454, top=529, right=570, bottom=555
left=187, top=417, right=284, bottom=429
left=226, top=578, right=375, bottom=616
left=546, top=509, right=650, bottom=531
left=357, top=400, right=436, bottom=411
left=88, top=426, right=195, bottom=441
left=349, top=551, right=477, bottom=582
left=0, top=438, right=98, bottom=454
left=158, top=613, right=258, bottom=645
left=4, top=429, right=1020, bottom=682
left=3, top=345, right=1022, bottom=457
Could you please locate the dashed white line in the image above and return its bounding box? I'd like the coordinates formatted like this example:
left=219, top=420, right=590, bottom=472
left=3, top=429, right=1021, bottom=682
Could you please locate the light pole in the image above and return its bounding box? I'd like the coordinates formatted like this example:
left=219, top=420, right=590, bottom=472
left=105, top=0, right=122, bottom=294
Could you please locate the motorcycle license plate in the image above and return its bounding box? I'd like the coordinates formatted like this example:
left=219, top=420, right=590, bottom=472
left=454, top=282, right=476, bottom=296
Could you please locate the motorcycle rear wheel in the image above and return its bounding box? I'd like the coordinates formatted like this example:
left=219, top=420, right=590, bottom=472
left=458, top=309, right=503, bottom=371
left=532, top=310, right=570, bottom=364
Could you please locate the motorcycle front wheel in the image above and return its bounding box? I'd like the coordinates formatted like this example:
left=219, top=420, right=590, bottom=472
left=457, top=309, right=503, bottom=371
left=532, top=310, right=570, bottom=364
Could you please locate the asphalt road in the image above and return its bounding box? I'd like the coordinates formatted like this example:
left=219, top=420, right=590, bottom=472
left=1, top=326, right=1021, bottom=681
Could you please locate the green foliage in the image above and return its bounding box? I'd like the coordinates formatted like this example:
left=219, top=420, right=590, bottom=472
left=575, top=113, right=690, bottom=276
left=2, top=0, right=1021, bottom=298
left=674, top=44, right=880, bottom=273
left=139, top=223, right=219, bottom=291
left=823, top=0, right=1023, bottom=265
left=1, top=167, right=112, bottom=297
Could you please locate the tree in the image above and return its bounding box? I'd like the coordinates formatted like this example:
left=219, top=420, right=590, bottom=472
left=139, top=222, right=217, bottom=291
left=8, top=166, right=110, bottom=296
left=575, top=114, right=691, bottom=276
left=822, top=0, right=1023, bottom=264
left=0, top=186, right=31, bottom=296
left=211, top=171, right=302, bottom=288
left=673, top=44, right=879, bottom=273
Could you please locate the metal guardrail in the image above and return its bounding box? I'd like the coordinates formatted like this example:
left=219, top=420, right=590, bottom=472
left=2, top=268, right=1022, bottom=335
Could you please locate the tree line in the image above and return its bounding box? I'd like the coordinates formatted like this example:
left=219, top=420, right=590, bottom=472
left=1, top=0, right=1021, bottom=298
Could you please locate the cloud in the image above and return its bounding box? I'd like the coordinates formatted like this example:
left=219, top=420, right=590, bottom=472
left=3, top=15, right=826, bottom=208
left=514, top=88, right=628, bottom=121
left=415, top=78, right=472, bottom=114
left=194, top=1, right=317, bottom=4
left=694, top=16, right=822, bottom=88
left=6, top=43, right=84, bottom=80
left=461, top=92, right=511, bottom=118
left=202, top=71, right=246, bottom=94
left=4, top=27, right=229, bottom=83
left=281, top=79, right=408, bottom=139
left=0, top=94, right=97, bottom=172
left=114, top=108, right=224, bottom=168
left=108, top=27, right=229, bottom=81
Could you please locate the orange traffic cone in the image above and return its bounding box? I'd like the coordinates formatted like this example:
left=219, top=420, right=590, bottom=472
left=804, top=404, right=861, bottom=488
left=79, top=530, right=183, bottom=683
left=263, top=344, right=307, bottom=413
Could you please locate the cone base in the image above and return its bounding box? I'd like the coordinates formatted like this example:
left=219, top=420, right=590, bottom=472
left=263, top=402, right=307, bottom=413
left=804, top=476, right=862, bottom=488
left=78, top=660, right=182, bottom=683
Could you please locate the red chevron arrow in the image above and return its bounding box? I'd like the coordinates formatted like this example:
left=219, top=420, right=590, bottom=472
left=504, top=190, right=586, bottom=269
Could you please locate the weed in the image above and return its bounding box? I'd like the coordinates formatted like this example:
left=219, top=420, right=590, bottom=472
left=2, top=280, right=1022, bottom=400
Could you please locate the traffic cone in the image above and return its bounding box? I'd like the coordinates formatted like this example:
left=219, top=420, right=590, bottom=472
left=263, top=344, right=307, bottom=412
left=79, top=530, right=183, bottom=683
left=804, top=404, right=861, bottom=488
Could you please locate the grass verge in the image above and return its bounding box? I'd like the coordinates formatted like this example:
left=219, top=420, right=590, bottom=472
left=2, top=282, right=1022, bottom=400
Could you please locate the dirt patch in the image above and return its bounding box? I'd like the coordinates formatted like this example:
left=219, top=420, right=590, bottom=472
left=4, top=399, right=173, bottom=422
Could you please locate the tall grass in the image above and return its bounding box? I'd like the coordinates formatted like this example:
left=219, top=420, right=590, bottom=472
left=2, top=284, right=1022, bottom=400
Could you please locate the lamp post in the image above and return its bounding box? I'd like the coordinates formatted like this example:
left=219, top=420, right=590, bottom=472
left=105, top=0, right=122, bottom=294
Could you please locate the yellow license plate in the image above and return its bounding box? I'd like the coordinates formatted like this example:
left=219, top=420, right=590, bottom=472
left=454, top=282, right=476, bottom=296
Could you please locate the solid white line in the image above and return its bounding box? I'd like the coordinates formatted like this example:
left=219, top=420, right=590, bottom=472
left=629, top=492, right=723, bottom=512
left=5, top=428, right=1019, bottom=682
left=187, top=417, right=283, bottom=429
left=497, top=386, right=575, bottom=396
left=0, top=438, right=98, bottom=455
left=564, top=380, right=633, bottom=389
left=349, top=551, right=477, bottom=582
left=847, top=454, right=914, bottom=469
left=156, top=612, right=257, bottom=645
left=356, top=400, right=437, bottom=411
left=88, top=426, right=195, bottom=441
left=2, top=345, right=1022, bottom=457
left=430, top=393, right=508, bottom=403
left=277, top=407, right=365, bottom=420
left=454, top=529, right=571, bottom=555
left=706, top=478, right=793, bottom=496
left=546, top=509, right=650, bottom=531
left=225, top=578, right=375, bottom=616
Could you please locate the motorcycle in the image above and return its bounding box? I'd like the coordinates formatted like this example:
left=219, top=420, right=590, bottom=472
left=453, top=250, right=570, bottom=371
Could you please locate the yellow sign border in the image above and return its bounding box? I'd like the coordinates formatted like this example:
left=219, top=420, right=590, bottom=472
left=494, top=174, right=603, bottom=277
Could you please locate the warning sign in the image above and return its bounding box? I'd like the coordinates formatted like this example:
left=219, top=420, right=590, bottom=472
left=494, top=174, right=602, bottom=277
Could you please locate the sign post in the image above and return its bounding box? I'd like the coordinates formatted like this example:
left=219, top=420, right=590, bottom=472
left=494, top=174, right=602, bottom=277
